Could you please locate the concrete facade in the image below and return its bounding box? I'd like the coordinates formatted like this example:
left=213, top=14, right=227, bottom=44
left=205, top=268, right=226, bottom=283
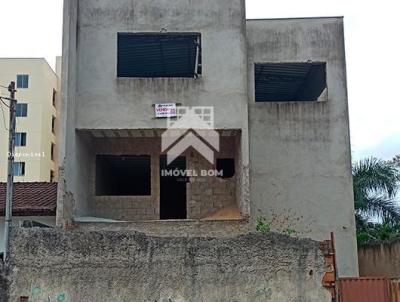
left=0, top=58, right=60, bottom=182
left=247, top=18, right=358, bottom=277
left=56, top=0, right=358, bottom=279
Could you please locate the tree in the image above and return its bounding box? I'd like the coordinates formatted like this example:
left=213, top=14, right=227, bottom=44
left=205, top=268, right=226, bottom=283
left=393, top=154, right=400, bottom=167
left=353, top=157, right=400, bottom=243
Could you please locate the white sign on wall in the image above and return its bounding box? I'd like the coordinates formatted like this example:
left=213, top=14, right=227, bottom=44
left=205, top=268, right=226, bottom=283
left=154, top=103, right=177, bottom=118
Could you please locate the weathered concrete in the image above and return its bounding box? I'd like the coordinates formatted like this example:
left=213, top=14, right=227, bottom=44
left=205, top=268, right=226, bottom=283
left=247, top=18, right=358, bottom=277
left=0, top=262, right=8, bottom=302
left=359, top=240, right=400, bottom=278
left=8, top=228, right=330, bottom=302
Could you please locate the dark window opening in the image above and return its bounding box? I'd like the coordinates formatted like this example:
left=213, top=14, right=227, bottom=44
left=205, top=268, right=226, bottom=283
left=16, top=74, right=29, bottom=88
left=255, top=62, right=326, bottom=102
left=13, top=162, right=25, bottom=176
left=15, top=132, right=27, bottom=147
left=51, top=116, right=56, bottom=133
left=52, top=89, right=57, bottom=107
left=51, top=143, right=55, bottom=160
left=96, top=155, right=151, bottom=196
left=50, top=170, right=55, bottom=182
left=16, top=103, right=28, bottom=117
left=216, top=158, right=235, bottom=179
left=117, top=33, right=202, bottom=78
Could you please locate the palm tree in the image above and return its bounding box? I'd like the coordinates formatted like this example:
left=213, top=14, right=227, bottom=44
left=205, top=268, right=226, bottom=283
left=353, top=157, right=400, bottom=227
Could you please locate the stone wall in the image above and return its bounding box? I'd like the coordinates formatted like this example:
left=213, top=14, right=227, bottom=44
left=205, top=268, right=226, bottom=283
left=187, top=136, right=237, bottom=219
left=8, top=227, right=331, bottom=302
left=358, top=240, right=400, bottom=278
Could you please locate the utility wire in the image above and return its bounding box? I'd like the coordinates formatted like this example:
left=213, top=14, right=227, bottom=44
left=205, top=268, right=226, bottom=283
left=0, top=97, right=10, bottom=108
left=0, top=99, right=8, bottom=130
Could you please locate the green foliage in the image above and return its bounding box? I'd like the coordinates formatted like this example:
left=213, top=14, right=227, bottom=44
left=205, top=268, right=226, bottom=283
left=256, top=216, right=298, bottom=237
left=353, top=156, right=400, bottom=244
left=357, top=222, right=400, bottom=244
left=283, top=228, right=297, bottom=236
left=256, top=216, right=270, bottom=234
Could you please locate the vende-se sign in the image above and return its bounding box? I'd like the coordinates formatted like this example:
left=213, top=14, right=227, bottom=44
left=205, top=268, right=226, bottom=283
left=154, top=103, right=177, bottom=118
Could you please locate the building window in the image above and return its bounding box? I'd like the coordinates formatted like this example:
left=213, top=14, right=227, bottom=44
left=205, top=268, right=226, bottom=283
left=254, top=62, right=327, bottom=102
left=96, top=155, right=151, bottom=196
left=50, top=170, right=55, bottom=182
left=15, top=132, right=27, bottom=147
left=13, top=162, right=25, bottom=176
left=51, top=116, right=56, bottom=133
left=51, top=143, right=55, bottom=160
left=117, top=33, right=202, bottom=78
left=16, top=103, right=28, bottom=117
left=52, top=89, right=57, bottom=107
left=216, top=158, right=235, bottom=179
left=16, top=75, right=29, bottom=88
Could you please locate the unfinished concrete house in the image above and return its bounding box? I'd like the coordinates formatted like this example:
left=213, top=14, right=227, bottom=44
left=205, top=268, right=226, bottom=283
left=58, top=0, right=357, bottom=275
left=3, top=0, right=358, bottom=300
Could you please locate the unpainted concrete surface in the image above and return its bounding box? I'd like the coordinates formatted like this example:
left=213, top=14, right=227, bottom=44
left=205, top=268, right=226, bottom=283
left=7, top=227, right=331, bottom=302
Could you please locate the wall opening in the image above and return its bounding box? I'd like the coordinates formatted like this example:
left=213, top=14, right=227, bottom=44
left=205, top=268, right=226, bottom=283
left=216, top=158, right=235, bottom=179
left=95, top=155, right=151, bottom=196
left=160, top=155, right=187, bottom=220
left=117, top=33, right=202, bottom=78
left=255, top=62, right=326, bottom=102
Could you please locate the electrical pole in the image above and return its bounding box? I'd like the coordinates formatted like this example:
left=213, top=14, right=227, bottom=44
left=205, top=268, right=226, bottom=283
left=4, top=81, right=17, bottom=263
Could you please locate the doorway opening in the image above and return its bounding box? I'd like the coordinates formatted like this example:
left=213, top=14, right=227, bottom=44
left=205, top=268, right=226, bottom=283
left=160, top=155, right=187, bottom=219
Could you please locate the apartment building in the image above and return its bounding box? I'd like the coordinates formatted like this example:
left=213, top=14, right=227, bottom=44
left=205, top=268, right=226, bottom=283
left=0, top=58, right=60, bottom=182
left=57, top=0, right=358, bottom=278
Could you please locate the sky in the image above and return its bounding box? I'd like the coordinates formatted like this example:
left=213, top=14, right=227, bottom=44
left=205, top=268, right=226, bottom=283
left=0, top=0, right=399, bottom=162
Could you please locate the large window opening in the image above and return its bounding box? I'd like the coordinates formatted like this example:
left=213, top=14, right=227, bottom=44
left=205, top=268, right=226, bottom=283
left=96, top=155, right=151, bottom=196
left=117, top=33, right=202, bottom=78
left=255, top=62, right=326, bottom=102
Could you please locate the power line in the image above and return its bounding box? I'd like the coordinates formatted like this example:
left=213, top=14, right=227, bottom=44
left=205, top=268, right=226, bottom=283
left=0, top=97, right=11, bottom=108
left=0, top=99, right=8, bottom=130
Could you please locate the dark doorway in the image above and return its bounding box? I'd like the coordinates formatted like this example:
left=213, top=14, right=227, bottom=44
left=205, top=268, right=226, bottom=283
left=160, top=155, right=187, bottom=219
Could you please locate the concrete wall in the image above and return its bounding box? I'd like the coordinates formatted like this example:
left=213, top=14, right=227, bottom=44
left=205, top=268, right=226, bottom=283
left=58, top=0, right=250, bottom=224
left=246, top=17, right=358, bottom=277
left=8, top=228, right=331, bottom=302
left=0, top=216, right=55, bottom=252
left=74, top=0, right=248, bottom=131
left=0, top=58, right=59, bottom=182
left=359, top=241, right=400, bottom=278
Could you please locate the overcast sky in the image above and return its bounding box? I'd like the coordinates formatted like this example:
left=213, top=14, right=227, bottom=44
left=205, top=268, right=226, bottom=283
left=0, top=0, right=399, bottom=161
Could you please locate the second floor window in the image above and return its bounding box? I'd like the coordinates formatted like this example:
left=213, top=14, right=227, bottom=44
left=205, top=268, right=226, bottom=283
left=117, top=33, right=202, bottom=78
left=15, top=132, right=27, bottom=147
left=16, top=103, right=28, bottom=117
left=17, top=74, right=29, bottom=88
left=13, top=162, right=25, bottom=176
